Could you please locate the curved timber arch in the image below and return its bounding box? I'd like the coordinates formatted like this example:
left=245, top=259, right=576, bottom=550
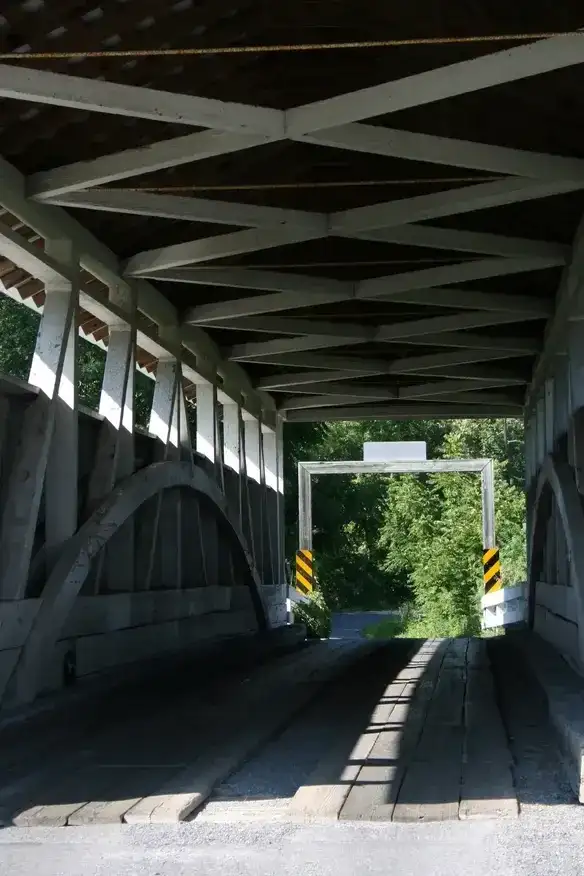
left=528, top=454, right=584, bottom=664
left=5, top=461, right=269, bottom=708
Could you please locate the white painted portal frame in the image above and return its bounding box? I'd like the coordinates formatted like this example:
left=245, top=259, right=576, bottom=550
left=297, top=458, right=496, bottom=555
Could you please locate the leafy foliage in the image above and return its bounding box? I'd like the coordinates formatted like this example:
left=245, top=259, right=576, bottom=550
left=0, top=294, right=154, bottom=427
left=285, top=416, right=526, bottom=637
left=293, top=588, right=332, bottom=639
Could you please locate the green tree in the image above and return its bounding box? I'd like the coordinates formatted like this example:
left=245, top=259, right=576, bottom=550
left=284, top=415, right=526, bottom=634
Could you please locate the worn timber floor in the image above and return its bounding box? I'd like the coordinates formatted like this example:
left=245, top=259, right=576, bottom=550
left=0, top=636, right=575, bottom=828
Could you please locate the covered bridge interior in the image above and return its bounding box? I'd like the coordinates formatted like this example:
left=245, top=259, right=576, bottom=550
left=0, top=2, right=584, bottom=708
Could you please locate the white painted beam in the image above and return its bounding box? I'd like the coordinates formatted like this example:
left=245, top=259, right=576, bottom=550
left=36, top=188, right=326, bottom=232
left=286, top=32, right=584, bottom=134
left=0, top=154, right=276, bottom=426
left=229, top=310, right=540, bottom=359
left=164, top=263, right=337, bottom=288
left=229, top=332, right=372, bottom=361
left=0, top=223, right=75, bottom=284
left=207, top=315, right=372, bottom=337
left=0, top=63, right=283, bottom=135
left=29, top=132, right=273, bottom=199
left=261, top=365, right=527, bottom=393
left=423, top=390, right=521, bottom=406
left=281, top=387, right=519, bottom=410
left=124, top=226, right=326, bottom=275
left=389, top=348, right=532, bottom=373
left=376, top=310, right=542, bottom=341
left=355, top=224, right=569, bottom=261
left=332, top=180, right=584, bottom=233
left=284, top=403, right=523, bottom=422
left=419, top=364, right=527, bottom=383
left=280, top=382, right=397, bottom=399
left=280, top=393, right=389, bottom=411
left=399, top=378, right=525, bottom=399
left=248, top=348, right=524, bottom=374
left=396, top=331, right=539, bottom=352
left=384, top=287, right=553, bottom=316
left=295, top=123, right=584, bottom=182
left=357, top=257, right=563, bottom=299
left=257, top=369, right=381, bottom=389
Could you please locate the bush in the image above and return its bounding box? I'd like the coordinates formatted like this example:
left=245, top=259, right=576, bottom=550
left=293, top=589, right=332, bottom=639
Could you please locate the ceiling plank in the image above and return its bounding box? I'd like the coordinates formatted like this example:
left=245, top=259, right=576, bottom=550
left=286, top=32, right=584, bottom=134
left=0, top=63, right=283, bottom=135
left=295, top=123, right=584, bottom=181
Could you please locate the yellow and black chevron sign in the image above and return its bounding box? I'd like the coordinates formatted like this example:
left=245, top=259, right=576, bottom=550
left=483, top=547, right=502, bottom=593
left=295, top=549, right=314, bottom=595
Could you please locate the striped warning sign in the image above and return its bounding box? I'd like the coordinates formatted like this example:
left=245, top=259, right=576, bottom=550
left=296, top=549, right=314, bottom=595
left=483, top=546, right=502, bottom=593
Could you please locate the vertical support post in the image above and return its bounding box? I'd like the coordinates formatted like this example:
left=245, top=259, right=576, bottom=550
left=223, top=399, right=244, bottom=588
left=298, top=462, right=313, bottom=552
left=481, top=459, right=496, bottom=551
left=544, top=378, right=555, bottom=455
left=42, top=240, right=79, bottom=558
left=568, top=321, right=584, bottom=495
left=223, top=399, right=243, bottom=527
left=262, top=425, right=278, bottom=587
left=145, top=356, right=180, bottom=590
left=244, top=414, right=263, bottom=580
left=275, top=417, right=286, bottom=597
left=87, top=283, right=136, bottom=592
left=239, top=412, right=255, bottom=563
left=196, top=382, right=220, bottom=586
left=0, top=241, right=78, bottom=600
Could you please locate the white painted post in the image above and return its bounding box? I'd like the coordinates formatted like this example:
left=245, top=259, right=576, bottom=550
left=568, top=321, right=584, bottom=495
left=0, top=241, right=78, bottom=600
left=545, top=378, right=555, bottom=454
left=262, top=425, right=278, bottom=588
left=41, top=240, right=79, bottom=557
left=244, top=416, right=261, bottom=483
left=275, top=416, right=286, bottom=600
left=87, top=283, right=136, bottom=592
left=146, top=356, right=180, bottom=590
left=223, top=399, right=244, bottom=533
left=196, top=382, right=220, bottom=586
left=244, top=414, right=263, bottom=580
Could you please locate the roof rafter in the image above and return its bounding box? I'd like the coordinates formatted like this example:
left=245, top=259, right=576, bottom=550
left=229, top=311, right=540, bottom=360
left=284, top=403, right=523, bottom=422
left=294, top=123, right=584, bottom=181
left=0, top=62, right=283, bottom=135
left=28, top=132, right=274, bottom=200
left=286, top=31, right=584, bottom=134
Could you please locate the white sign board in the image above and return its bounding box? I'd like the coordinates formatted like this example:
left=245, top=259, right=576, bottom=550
left=363, top=441, right=427, bottom=462
left=482, top=584, right=527, bottom=629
